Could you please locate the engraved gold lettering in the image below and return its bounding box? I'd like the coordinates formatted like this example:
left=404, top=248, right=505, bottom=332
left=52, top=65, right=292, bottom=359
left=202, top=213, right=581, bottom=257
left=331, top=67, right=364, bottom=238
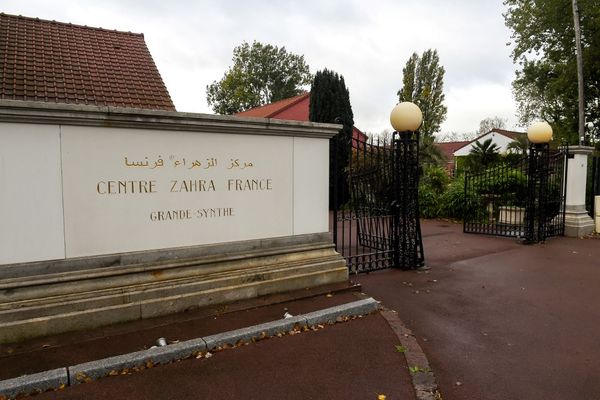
left=170, top=180, right=216, bottom=193
left=227, top=179, right=273, bottom=191
left=149, top=209, right=192, bottom=221
left=96, top=180, right=157, bottom=194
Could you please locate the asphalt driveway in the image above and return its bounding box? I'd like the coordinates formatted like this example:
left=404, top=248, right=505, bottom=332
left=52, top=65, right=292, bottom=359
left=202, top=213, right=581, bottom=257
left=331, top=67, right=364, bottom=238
left=357, top=219, right=600, bottom=400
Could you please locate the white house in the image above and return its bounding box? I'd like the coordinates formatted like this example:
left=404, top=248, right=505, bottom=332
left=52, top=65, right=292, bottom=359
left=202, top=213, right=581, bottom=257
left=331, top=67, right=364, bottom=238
left=453, top=129, right=526, bottom=157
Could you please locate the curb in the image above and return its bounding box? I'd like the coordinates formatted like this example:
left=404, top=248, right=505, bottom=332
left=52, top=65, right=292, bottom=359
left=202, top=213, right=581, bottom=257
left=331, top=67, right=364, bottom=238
left=0, top=368, right=68, bottom=399
left=0, top=297, right=378, bottom=398
left=380, top=308, right=440, bottom=400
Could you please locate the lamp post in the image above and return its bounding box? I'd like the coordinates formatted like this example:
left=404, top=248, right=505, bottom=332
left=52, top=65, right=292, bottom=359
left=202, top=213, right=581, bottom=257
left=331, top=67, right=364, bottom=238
left=524, top=121, right=553, bottom=243
left=389, top=102, right=425, bottom=269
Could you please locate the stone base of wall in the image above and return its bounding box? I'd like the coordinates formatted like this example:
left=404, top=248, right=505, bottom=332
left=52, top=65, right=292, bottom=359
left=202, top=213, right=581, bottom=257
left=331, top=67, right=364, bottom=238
left=0, top=234, right=347, bottom=344
left=564, top=205, right=595, bottom=237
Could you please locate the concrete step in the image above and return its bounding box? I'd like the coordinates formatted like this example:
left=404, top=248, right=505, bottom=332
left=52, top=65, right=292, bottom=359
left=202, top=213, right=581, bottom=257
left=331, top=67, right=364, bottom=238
left=0, top=234, right=348, bottom=344
left=0, top=255, right=343, bottom=321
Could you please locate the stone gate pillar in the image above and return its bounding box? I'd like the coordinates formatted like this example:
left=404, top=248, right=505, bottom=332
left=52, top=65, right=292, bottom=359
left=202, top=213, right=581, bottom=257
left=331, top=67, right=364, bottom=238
left=564, top=146, right=595, bottom=237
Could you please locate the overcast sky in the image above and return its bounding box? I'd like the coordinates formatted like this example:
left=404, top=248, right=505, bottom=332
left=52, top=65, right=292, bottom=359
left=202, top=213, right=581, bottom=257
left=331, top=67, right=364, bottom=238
left=4, top=0, right=520, bottom=137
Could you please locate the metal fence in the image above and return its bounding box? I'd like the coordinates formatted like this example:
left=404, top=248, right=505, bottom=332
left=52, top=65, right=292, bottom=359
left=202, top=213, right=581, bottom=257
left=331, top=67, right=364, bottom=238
left=330, top=133, right=395, bottom=273
left=330, top=130, right=424, bottom=273
left=464, top=148, right=567, bottom=241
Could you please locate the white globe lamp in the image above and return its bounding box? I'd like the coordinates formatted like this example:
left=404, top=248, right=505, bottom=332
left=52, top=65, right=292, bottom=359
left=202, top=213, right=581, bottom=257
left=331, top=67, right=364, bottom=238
left=527, top=121, right=553, bottom=144
left=390, top=102, right=423, bottom=132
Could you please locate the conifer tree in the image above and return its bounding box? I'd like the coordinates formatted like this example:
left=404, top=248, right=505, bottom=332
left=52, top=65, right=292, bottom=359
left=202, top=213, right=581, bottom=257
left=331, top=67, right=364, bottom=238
left=309, top=69, right=354, bottom=209
left=397, top=49, right=447, bottom=139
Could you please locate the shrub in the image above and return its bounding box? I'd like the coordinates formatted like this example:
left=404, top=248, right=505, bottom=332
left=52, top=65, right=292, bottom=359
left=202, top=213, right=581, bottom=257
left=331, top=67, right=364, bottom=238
left=419, top=184, right=440, bottom=218
left=438, top=178, right=468, bottom=219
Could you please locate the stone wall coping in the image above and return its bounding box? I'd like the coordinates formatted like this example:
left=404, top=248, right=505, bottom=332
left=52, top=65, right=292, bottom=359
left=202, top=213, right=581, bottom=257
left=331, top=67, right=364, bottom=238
left=0, top=100, right=342, bottom=139
left=561, top=145, right=595, bottom=155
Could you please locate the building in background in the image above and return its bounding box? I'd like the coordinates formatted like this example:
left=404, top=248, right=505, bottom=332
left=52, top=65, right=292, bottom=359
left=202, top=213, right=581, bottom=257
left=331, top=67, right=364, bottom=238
left=0, top=12, right=174, bottom=110
left=437, top=129, right=526, bottom=175
left=236, top=92, right=368, bottom=143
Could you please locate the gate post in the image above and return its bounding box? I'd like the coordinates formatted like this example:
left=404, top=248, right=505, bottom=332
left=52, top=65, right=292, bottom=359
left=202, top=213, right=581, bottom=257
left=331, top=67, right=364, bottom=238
left=389, top=103, right=425, bottom=269
left=563, top=146, right=595, bottom=236
left=523, top=122, right=553, bottom=243
left=524, top=142, right=551, bottom=243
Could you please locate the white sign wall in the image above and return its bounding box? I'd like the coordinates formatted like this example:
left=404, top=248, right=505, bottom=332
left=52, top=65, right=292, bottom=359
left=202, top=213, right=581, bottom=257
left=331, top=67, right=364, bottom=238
left=0, top=123, right=329, bottom=264
left=0, top=123, right=65, bottom=264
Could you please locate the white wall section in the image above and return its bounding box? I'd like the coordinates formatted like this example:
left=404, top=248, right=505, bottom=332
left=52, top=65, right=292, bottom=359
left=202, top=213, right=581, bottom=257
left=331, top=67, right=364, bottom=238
left=0, top=123, right=65, bottom=264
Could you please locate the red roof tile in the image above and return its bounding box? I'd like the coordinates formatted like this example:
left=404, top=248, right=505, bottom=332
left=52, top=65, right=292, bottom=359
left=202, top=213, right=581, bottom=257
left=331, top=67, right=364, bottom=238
left=465, top=128, right=526, bottom=147
left=489, top=128, right=525, bottom=140
left=235, top=92, right=368, bottom=143
left=0, top=13, right=175, bottom=111
left=436, top=141, right=471, bottom=161
left=235, top=93, right=310, bottom=119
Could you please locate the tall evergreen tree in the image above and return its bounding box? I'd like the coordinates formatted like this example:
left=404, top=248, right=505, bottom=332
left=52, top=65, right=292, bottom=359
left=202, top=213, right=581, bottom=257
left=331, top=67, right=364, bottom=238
left=309, top=69, right=354, bottom=209
left=397, top=49, right=447, bottom=138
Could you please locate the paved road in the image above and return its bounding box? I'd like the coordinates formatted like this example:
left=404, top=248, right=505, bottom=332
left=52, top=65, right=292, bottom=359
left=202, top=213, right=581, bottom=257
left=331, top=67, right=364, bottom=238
left=4, top=219, right=599, bottom=400
left=358, top=220, right=600, bottom=400
left=35, top=313, right=415, bottom=400
left=3, top=290, right=417, bottom=400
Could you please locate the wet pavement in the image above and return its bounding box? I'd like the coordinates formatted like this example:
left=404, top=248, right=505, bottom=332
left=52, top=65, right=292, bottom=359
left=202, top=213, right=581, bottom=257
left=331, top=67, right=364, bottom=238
left=358, top=219, right=600, bottom=400
left=1, top=288, right=418, bottom=400
left=2, top=219, right=599, bottom=399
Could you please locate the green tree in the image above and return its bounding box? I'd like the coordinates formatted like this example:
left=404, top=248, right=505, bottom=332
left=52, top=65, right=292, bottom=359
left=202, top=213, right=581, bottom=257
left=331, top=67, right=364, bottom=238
left=504, top=0, right=600, bottom=144
left=206, top=41, right=312, bottom=114
left=397, top=49, right=447, bottom=138
left=466, top=138, right=501, bottom=170
left=478, top=116, right=507, bottom=135
left=420, top=136, right=446, bottom=167
left=506, top=134, right=529, bottom=155
left=309, top=69, right=354, bottom=209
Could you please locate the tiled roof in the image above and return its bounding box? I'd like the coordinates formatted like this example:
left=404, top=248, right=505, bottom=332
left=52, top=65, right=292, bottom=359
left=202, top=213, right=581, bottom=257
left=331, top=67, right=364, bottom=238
left=468, top=128, right=526, bottom=145
left=489, top=128, right=525, bottom=140
left=0, top=13, right=175, bottom=111
left=436, top=141, right=471, bottom=161
left=235, top=92, right=368, bottom=143
left=235, top=93, right=309, bottom=118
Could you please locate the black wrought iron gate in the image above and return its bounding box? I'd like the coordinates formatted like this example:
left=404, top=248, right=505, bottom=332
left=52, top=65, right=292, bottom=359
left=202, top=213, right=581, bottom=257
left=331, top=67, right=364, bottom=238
left=463, top=147, right=568, bottom=240
left=330, top=131, right=423, bottom=273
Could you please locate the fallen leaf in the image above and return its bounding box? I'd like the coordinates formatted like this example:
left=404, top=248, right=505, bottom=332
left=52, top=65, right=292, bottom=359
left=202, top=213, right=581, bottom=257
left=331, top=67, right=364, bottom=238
left=326, top=293, right=333, bottom=298
left=205, top=352, right=213, bottom=359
